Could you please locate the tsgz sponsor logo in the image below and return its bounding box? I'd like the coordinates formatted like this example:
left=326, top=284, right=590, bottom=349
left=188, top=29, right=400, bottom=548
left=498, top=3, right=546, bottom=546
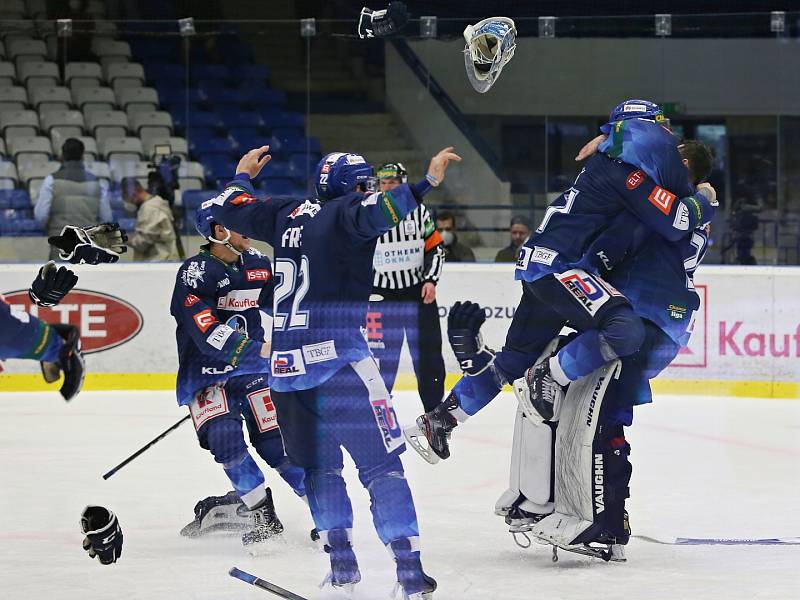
left=2, top=289, right=142, bottom=353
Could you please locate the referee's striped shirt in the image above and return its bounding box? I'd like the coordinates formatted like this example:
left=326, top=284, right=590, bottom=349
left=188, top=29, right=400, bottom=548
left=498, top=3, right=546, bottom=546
left=373, top=204, right=445, bottom=289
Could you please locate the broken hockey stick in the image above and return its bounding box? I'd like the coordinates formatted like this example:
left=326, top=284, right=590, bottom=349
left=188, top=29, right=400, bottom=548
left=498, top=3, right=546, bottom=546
left=102, top=415, right=191, bottom=480
left=229, top=567, right=308, bottom=600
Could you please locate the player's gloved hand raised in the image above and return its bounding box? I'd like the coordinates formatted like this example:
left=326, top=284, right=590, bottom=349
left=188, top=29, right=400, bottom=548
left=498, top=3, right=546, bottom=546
left=358, top=1, right=409, bottom=39
left=40, top=323, right=85, bottom=401
left=29, top=261, right=78, bottom=307
left=80, top=506, right=123, bottom=565
left=447, top=301, right=495, bottom=375
left=48, top=223, right=128, bottom=265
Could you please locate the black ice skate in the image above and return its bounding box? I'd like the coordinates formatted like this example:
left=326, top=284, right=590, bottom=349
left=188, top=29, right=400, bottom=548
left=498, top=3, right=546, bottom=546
left=240, top=488, right=284, bottom=547
left=390, top=538, right=437, bottom=600
left=404, top=393, right=459, bottom=464
left=505, top=505, right=548, bottom=533
left=180, top=490, right=251, bottom=537
left=515, top=359, right=565, bottom=421
left=319, top=528, right=361, bottom=592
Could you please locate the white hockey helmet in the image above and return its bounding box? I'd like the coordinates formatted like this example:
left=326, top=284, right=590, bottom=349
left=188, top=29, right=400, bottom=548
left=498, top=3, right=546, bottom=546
left=463, top=17, right=517, bottom=93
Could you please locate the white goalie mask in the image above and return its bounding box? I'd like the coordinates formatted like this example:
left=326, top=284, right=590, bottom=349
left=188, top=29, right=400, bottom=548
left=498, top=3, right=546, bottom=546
left=463, top=17, right=517, bottom=93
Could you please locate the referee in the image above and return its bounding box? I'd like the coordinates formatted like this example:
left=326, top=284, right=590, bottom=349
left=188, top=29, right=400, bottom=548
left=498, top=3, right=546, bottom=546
left=368, top=163, right=446, bottom=412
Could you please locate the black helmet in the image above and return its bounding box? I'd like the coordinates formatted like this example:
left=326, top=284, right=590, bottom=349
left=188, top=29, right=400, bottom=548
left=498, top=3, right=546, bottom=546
left=376, top=162, right=408, bottom=184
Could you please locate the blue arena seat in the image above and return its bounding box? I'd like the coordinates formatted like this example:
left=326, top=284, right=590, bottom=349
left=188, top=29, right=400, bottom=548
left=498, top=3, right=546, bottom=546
left=191, top=137, right=235, bottom=158
left=182, top=189, right=219, bottom=209
left=0, top=189, right=31, bottom=209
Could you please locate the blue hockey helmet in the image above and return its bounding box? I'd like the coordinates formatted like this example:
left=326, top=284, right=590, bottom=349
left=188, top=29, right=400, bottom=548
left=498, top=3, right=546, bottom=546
left=314, top=152, right=376, bottom=200
left=609, top=99, right=670, bottom=127
left=195, top=197, right=241, bottom=253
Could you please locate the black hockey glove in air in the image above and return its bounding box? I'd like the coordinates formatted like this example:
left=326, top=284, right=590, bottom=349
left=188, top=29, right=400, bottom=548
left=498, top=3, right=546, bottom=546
left=40, top=323, right=85, bottom=401
left=48, top=223, right=128, bottom=265
left=29, top=261, right=78, bottom=307
left=447, top=301, right=495, bottom=375
left=358, top=1, right=409, bottom=39
left=81, top=506, right=123, bottom=565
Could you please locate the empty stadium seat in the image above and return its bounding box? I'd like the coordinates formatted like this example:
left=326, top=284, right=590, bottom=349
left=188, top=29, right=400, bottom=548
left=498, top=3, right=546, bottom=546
left=92, top=38, right=131, bottom=61
left=140, top=135, right=188, bottom=160
left=237, top=64, right=270, bottom=82
left=260, top=109, right=304, bottom=129
left=7, top=38, right=46, bottom=63
left=0, top=86, right=27, bottom=111
left=18, top=61, right=59, bottom=87
left=288, top=152, right=321, bottom=175
left=30, top=85, right=72, bottom=110
left=178, top=161, right=205, bottom=188
left=0, top=138, right=5, bottom=158
left=108, top=158, right=149, bottom=182
left=0, top=61, right=15, bottom=85
left=0, top=162, right=18, bottom=189
left=0, top=189, right=30, bottom=209
left=39, top=109, right=85, bottom=137
left=219, top=111, right=263, bottom=130
left=84, top=109, right=128, bottom=139
left=146, top=63, right=185, bottom=83
left=116, top=86, right=158, bottom=111
left=0, top=109, right=39, bottom=137
left=259, top=177, right=298, bottom=196
left=171, top=110, right=219, bottom=134
left=200, top=155, right=236, bottom=186
left=128, top=110, right=172, bottom=137
left=191, top=137, right=235, bottom=158
left=228, top=128, right=264, bottom=153
left=105, top=62, right=144, bottom=88
left=0, top=218, right=44, bottom=236
left=8, top=136, right=52, bottom=162
left=20, top=160, right=59, bottom=199
left=72, top=86, right=115, bottom=110
left=65, top=62, right=103, bottom=88
left=84, top=160, right=111, bottom=181
left=100, top=136, right=143, bottom=160
left=0, top=40, right=5, bottom=60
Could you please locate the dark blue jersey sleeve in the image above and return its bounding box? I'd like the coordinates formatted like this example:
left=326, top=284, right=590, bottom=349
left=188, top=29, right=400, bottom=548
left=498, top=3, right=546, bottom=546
left=610, top=161, right=715, bottom=242
left=0, top=299, right=62, bottom=362
left=340, top=180, right=430, bottom=241
left=171, top=263, right=264, bottom=370
left=207, top=174, right=298, bottom=244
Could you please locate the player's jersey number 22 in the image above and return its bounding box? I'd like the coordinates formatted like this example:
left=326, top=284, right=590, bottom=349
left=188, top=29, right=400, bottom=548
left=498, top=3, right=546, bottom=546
left=273, top=256, right=310, bottom=330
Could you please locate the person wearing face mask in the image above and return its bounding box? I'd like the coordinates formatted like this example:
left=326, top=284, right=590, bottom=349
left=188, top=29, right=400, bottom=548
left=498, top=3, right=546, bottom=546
left=494, top=216, right=531, bottom=263
left=369, top=162, right=446, bottom=413
left=435, top=210, right=475, bottom=262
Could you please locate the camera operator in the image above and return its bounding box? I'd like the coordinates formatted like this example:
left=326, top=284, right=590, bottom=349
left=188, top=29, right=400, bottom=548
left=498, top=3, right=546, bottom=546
left=120, top=177, right=179, bottom=261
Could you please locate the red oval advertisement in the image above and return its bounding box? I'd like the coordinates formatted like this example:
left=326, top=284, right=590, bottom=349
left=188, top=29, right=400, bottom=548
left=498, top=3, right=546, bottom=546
left=2, top=289, right=143, bottom=354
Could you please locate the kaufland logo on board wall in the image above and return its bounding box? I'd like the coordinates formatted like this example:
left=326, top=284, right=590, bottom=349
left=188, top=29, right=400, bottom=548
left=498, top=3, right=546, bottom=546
left=2, top=289, right=143, bottom=354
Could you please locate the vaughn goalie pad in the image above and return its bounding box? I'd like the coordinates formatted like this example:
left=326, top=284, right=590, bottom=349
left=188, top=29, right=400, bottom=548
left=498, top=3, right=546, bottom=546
left=495, top=407, right=554, bottom=517
left=530, top=360, right=621, bottom=548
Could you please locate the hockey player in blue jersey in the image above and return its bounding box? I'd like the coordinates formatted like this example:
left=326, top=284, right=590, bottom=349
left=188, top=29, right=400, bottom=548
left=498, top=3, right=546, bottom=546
left=170, top=207, right=306, bottom=545
left=206, top=144, right=460, bottom=598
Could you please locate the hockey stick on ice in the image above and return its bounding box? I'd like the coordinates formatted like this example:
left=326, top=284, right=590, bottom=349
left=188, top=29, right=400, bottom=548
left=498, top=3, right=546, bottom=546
left=634, top=535, right=800, bottom=545
left=102, top=415, right=191, bottom=480
left=229, top=567, right=308, bottom=600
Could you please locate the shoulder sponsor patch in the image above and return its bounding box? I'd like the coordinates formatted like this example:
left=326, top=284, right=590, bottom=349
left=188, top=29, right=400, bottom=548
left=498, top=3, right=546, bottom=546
left=626, top=170, right=645, bottom=190
left=648, top=186, right=677, bottom=215
left=193, top=308, right=216, bottom=333
left=302, top=340, right=337, bottom=364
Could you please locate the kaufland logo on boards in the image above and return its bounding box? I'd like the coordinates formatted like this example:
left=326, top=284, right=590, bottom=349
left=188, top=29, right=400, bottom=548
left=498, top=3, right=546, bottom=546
left=2, top=289, right=143, bottom=354
left=719, top=321, right=800, bottom=358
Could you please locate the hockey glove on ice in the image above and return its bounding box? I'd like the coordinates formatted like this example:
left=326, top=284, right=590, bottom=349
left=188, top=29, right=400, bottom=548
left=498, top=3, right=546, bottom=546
left=358, top=1, right=408, bottom=39
left=29, top=261, right=78, bottom=307
left=447, top=300, right=495, bottom=375
left=48, top=223, right=128, bottom=265
left=40, top=323, right=85, bottom=401
left=81, top=506, right=123, bottom=565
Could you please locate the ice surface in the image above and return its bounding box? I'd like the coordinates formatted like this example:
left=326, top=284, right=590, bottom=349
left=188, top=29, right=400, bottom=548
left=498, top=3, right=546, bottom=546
left=0, top=390, right=798, bottom=599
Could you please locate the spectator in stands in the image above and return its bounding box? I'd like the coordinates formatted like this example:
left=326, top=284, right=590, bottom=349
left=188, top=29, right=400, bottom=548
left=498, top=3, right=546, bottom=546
left=435, top=210, right=475, bottom=262
left=34, top=138, right=111, bottom=260
left=120, top=178, right=180, bottom=261
left=494, top=215, right=531, bottom=263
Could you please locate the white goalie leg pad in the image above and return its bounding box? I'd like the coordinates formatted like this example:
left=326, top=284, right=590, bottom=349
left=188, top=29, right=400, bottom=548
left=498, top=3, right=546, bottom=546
left=531, top=360, right=621, bottom=548
left=494, top=406, right=554, bottom=516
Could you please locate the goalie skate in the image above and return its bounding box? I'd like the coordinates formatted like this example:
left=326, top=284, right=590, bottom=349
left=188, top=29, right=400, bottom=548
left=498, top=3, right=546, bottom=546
left=544, top=538, right=626, bottom=563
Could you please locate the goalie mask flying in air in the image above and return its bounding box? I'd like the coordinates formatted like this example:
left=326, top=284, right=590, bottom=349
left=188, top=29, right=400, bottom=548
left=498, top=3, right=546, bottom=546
left=463, top=17, right=517, bottom=93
